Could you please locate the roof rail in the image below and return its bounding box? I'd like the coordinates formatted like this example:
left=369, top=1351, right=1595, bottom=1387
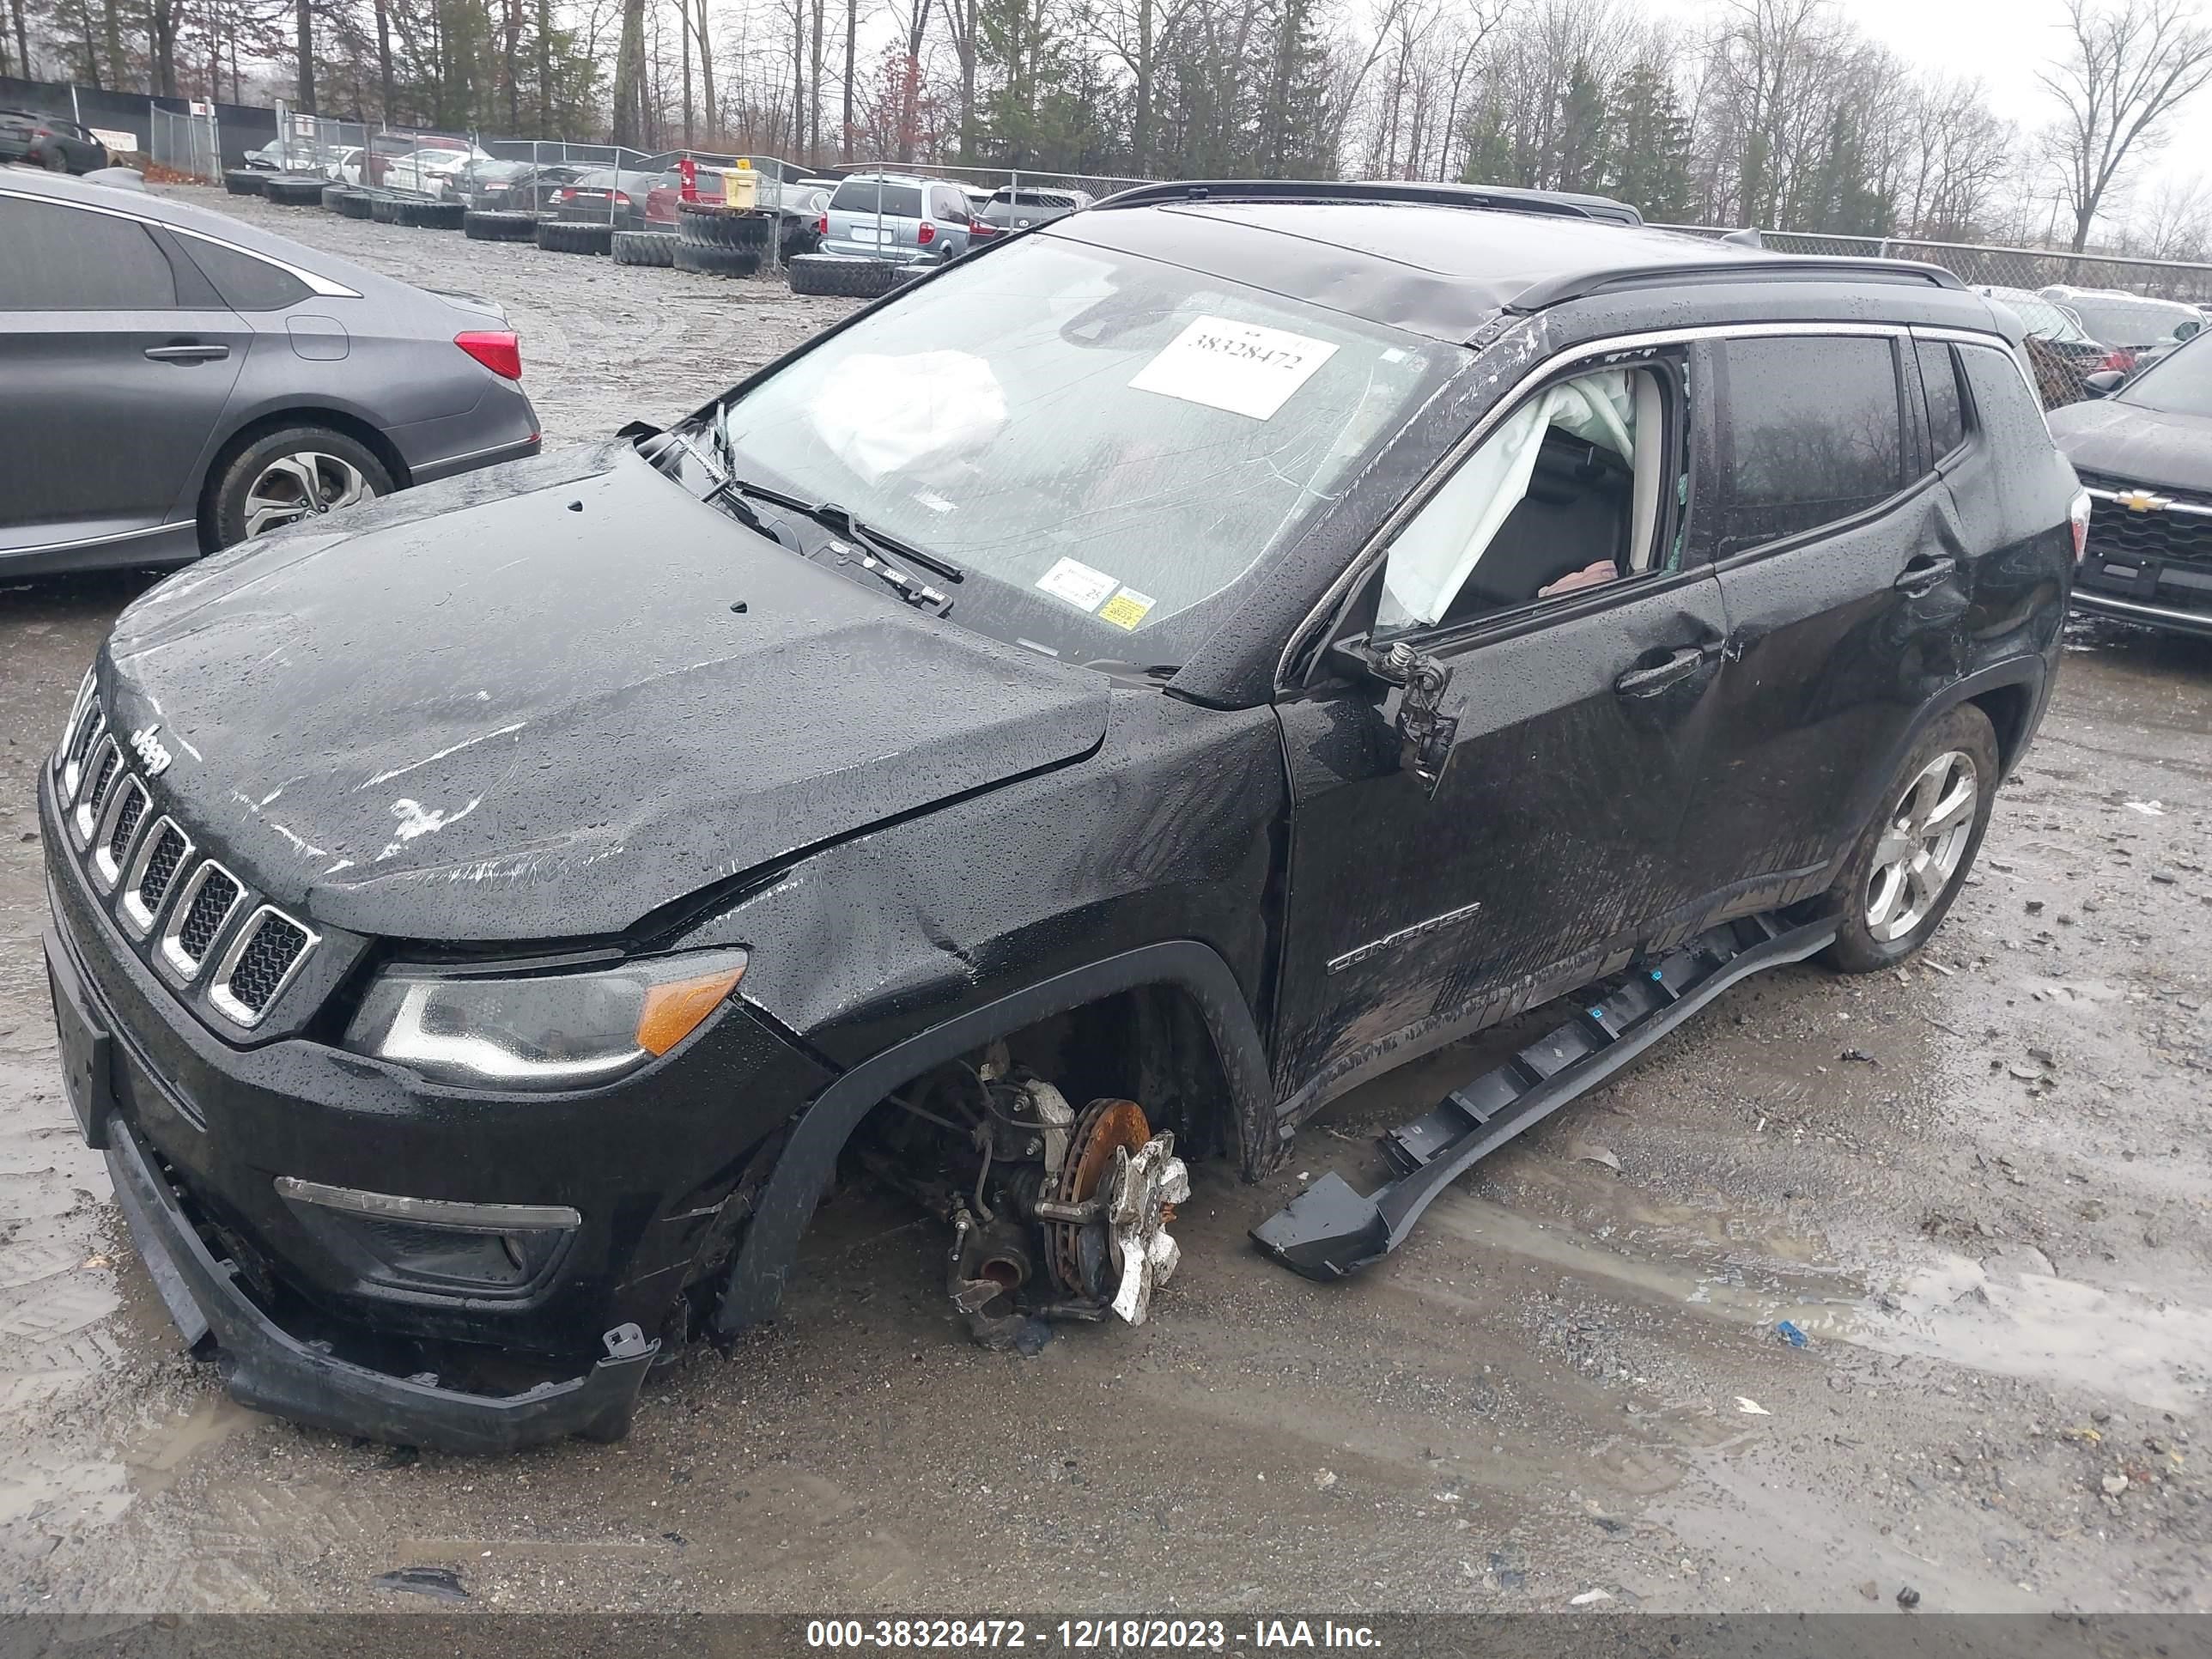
left=1510, top=256, right=1966, bottom=311
left=1091, top=179, right=1608, bottom=222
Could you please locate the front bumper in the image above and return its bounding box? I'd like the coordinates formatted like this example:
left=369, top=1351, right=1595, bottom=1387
left=47, top=915, right=655, bottom=1451
left=2071, top=586, right=2212, bottom=638
left=108, top=1103, right=657, bottom=1452
left=39, top=754, right=833, bottom=1448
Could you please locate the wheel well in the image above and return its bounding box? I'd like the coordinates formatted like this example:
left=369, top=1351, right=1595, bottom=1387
left=845, top=982, right=1240, bottom=1168
left=198, top=409, right=410, bottom=549
left=1965, top=681, right=2033, bottom=775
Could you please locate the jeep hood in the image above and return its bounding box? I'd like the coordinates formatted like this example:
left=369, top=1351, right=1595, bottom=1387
left=103, top=444, right=1109, bottom=942
left=2047, top=398, right=2212, bottom=494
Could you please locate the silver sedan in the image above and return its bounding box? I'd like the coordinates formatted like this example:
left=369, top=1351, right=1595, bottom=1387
left=0, top=168, right=540, bottom=576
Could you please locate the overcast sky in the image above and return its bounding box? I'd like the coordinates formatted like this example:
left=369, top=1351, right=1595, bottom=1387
left=1719, top=0, right=2211, bottom=233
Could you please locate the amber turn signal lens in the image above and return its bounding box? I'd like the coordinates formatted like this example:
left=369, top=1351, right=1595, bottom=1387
left=635, top=962, right=746, bottom=1055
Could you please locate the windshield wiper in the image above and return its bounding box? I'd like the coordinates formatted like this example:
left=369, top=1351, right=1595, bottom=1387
left=720, top=475, right=963, bottom=611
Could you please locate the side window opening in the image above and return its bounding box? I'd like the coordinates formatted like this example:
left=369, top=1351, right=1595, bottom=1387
left=1376, top=361, right=1678, bottom=635
left=1917, top=339, right=1968, bottom=460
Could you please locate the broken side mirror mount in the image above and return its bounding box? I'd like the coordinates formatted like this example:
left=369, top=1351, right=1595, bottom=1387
left=1334, top=635, right=1457, bottom=793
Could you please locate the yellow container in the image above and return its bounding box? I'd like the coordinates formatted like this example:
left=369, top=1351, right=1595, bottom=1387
left=720, top=164, right=757, bottom=210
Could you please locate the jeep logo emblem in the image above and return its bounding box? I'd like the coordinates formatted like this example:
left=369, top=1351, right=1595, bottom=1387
left=129, top=724, right=173, bottom=777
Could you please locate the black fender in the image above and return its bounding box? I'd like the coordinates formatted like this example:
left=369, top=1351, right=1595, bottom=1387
left=712, top=940, right=1273, bottom=1334
left=1835, top=654, right=2049, bottom=857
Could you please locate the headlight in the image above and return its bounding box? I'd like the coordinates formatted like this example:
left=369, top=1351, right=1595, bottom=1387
left=343, top=949, right=748, bottom=1090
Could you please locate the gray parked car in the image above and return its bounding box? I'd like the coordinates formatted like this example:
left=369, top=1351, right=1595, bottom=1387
left=0, top=169, right=540, bottom=577
left=821, top=172, right=976, bottom=264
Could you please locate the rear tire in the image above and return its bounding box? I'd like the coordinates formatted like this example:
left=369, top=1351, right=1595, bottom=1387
left=222, top=168, right=264, bottom=196
left=205, top=426, right=393, bottom=552
left=536, top=220, right=613, bottom=254
left=41, top=146, right=68, bottom=172
left=464, top=209, right=538, bottom=240
left=612, top=230, right=677, bottom=266
left=1819, top=702, right=2000, bottom=973
left=786, top=253, right=906, bottom=299
left=673, top=241, right=760, bottom=277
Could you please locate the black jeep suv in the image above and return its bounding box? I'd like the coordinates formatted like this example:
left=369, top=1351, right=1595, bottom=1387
left=42, top=180, right=2083, bottom=1451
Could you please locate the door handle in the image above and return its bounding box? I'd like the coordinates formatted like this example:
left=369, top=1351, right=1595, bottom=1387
left=143, top=343, right=229, bottom=363
left=1613, top=645, right=1709, bottom=698
left=1893, top=556, right=1957, bottom=596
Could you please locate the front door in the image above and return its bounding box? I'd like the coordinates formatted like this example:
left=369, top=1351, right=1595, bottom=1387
left=0, top=192, right=245, bottom=557
left=1272, top=347, right=1727, bottom=1106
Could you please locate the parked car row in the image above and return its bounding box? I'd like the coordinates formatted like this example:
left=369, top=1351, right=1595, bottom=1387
left=1977, top=281, right=2207, bottom=407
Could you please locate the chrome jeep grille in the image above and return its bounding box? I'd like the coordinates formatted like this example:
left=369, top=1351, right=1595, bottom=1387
left=91, top=775, right=149, bottom=890
left=209, top=909, right=318, bottom=1026
left=72, top=738, right=121, bottom=845
left=166, top=862, right=243, bottom=977
left=53, top=685, right=321, bottom=1030
left=123, top=819, right=191, bottom=935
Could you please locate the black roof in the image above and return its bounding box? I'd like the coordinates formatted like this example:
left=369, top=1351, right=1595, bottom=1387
left=1060, top=185, right=1966, bottom=343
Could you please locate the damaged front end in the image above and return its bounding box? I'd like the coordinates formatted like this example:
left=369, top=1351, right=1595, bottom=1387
left=856, top=1048, right=1191, bottom=1350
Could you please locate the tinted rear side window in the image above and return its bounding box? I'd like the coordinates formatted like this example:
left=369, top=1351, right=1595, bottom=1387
left=1710, top=335, right=1906, bottom=554
left=178, top=235, right=311, bottom=310
left=831, top=180, right=923, bottom=217
left=0, top=198, right=175, bottom=309
left=1917, top=340, right=1967, bottom=459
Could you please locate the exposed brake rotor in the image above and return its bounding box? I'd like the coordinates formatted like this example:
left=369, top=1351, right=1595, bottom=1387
left=1047, top=1098, right=1158, bottom=1296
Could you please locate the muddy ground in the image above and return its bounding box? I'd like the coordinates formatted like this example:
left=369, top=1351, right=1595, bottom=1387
left=3, top=185, right=2210, bottom=1621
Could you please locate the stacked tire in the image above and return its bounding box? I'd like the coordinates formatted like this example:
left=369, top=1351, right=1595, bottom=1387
left=263, top=174, right=326, bottom=206
left=787, top=253, right=909, bottom=299
left=465, top=210, right=538, bottom=241
left=399, top=198, right=465, bottom=230
left=538, top=220, right=613, bottom=254
left=675, top=242, right=759, bottom=277
left=675, top=202, right=769, bottom=277
left=612, top=230, right=676, bottom=267
left=222, top=169, right=266, bottom=196
left=335, top=190, right=378, bottom=220
left=369, top=195, right=405, bottom=225
left=320, top=182, right=355, bottom=210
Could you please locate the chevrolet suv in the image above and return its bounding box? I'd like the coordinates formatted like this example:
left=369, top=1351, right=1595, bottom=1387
left=42, top=179, right=2081, bottom=1452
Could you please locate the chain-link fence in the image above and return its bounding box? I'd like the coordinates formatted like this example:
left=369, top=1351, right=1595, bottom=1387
left=262, top=104, right=368, bottom=178
left=850, top=160, right=1154, bottom=206
left=149, top=103, right=220, bottom=184
left=1656, top=225, right=2212, bottom=410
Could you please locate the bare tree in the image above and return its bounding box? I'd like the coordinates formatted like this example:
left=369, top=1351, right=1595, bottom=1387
left=2039, top=0, right=2212, bottom=250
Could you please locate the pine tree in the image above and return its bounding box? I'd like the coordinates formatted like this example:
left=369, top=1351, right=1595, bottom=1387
left=1551, top=58, right=1605, bottom=192
left=1459, top=92, right=1515, bottom=188
left=1601, top=63, right=1693, bottom=222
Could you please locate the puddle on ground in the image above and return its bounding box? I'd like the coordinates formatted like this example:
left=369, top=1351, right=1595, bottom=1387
left=1429, top=1192, right=2212, bottom=1413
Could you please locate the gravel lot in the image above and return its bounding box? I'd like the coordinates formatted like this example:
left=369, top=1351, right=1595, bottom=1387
left=3, top=185, right=2210, bottom=1621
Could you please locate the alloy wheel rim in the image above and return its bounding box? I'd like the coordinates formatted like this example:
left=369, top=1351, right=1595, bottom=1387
left=241, top=453, right=375, bottom=538
left=1863, top=749, right=1978, bottom=942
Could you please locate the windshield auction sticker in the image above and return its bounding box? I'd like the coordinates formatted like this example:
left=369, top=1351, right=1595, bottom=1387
left=1097, top=586, right=1155, bottom=629
left=1036, top=557, right=1121, bottom=611
left=1129, top=315, right=1340, bottom=420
